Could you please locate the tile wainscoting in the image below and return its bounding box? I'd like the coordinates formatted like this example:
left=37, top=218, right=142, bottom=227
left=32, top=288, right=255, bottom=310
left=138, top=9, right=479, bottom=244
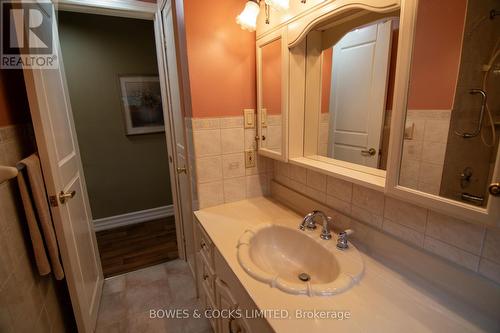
left=272, top=160, right=500, bottom=285
left=0, top=124, right=72, bottom=332
left=400, top=109, right=451, bottom=194
left=185, top=116, right=273, bottom=209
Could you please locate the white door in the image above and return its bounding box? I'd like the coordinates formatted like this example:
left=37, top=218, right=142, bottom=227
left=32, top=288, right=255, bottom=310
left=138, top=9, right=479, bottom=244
left=160, top=0, right=196, bottom=276
left=327, top=20, right=393, bottom=168
left=14, top=2, right=103, bottom=333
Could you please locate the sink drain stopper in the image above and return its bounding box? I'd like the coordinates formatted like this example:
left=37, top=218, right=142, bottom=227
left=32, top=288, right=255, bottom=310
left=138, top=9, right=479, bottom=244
left=298, top=273, right=311, bottom=282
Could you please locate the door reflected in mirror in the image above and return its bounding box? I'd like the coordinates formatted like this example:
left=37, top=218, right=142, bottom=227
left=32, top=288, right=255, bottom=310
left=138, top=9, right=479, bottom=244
left=260, top=37, right=282, bottom=154
left=399, top=0, right=499, bottom=207
left=304, top=12, right=400, bottom=173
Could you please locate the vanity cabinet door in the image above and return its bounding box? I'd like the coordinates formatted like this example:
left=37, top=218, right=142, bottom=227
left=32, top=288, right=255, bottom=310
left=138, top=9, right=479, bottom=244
left=215, top=278, right=251, bottom=333
left=257, top=27, right=289, bottom=161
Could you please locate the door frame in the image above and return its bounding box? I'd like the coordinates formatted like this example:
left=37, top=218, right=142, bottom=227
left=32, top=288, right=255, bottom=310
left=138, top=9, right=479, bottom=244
left=51, top=0, right=188, bottom=259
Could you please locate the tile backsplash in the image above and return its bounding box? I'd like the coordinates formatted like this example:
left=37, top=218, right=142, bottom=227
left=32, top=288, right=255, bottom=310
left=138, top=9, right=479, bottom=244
left=272, top=160, right=500, bottom=285
left=0, top=124, right=70, bottom=333
left=400, top=109, right=451, bottom=195
left=186, top=116, right=273, bottom=209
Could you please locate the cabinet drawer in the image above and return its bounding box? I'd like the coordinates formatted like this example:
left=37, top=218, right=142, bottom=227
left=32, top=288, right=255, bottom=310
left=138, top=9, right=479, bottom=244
left=197, top=221, right=214, bottom=269
left=200, top=283, right=217, bottom=332
left=200, top=251, right=216, bottom=300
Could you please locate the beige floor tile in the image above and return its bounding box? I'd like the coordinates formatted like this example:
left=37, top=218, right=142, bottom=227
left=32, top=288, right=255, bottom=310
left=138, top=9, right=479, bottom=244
left=96, top=259, right=212, bottom=333
left=125, top=263, right=169, bottom=289
left=103, top=275, right=126, bottom=295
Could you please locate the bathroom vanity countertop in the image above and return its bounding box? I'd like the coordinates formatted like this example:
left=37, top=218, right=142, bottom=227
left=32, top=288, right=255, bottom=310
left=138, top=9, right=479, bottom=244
left=194, top=197, right=498, bottom=333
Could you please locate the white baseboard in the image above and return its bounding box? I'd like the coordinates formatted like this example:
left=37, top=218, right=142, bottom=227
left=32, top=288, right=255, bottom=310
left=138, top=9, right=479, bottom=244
left=93, top=205, right=174, bottom=232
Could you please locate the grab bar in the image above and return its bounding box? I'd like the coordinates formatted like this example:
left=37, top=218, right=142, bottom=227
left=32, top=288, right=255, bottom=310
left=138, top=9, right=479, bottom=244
left=454, top=89, right=487, bottom=139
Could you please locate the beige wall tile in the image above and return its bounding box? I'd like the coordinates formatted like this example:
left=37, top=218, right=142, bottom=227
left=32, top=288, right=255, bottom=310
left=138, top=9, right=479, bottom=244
left=478, top=259, right=500, bottom=285
left=424, top=237, right=480, bottom=271
left=326, top=195, right=351, bottom=216
left=383, top=219, right=424, bottom=247
left=326, top=177, right=352, bottom=203
left=246, top=174, right=269, bottom=198
left=384, top=197, right=427, bottom=233
left=399, top=159, right=420, bottom=188
left=192, top=118, right=220, bottom=130
left=417, top=182, right=440, bottom=196
left=351, top=205, right=383, bottom=228
left=221, top=128, right=244, bottom=154
left=223, top=177, right=246, bottom=203
left=306, top=169, right=327, bottom=192
left=421, top=142, right=447, bottom=165
left=482, top=229, right=500, bottom=265
left=426, top=211, right=485, bottom=255
left=352, top=184, right=384, bottom=216
left=305, top=186, right=326, bottom=204
left=289, top=164, right=307, bottom=184
left=424, top=119, right=450, bottom=143
left=266, top=125, right=282, bottom=150
left=245, top=155, right=267, bottom=176
left=195, top=156, right=223, bottom=183
left=193, top=129, right=221, bottom=157
left=222, top=153, right=245, bottom=179
left=418, top=162, right=443, bottom=185
left=244, top=128, right=256, bottom=150
left=402, top=140, right=423, bottom=162
left=274, top=160, right=289, bottom=178
left=197, top=181, right=224, bottom=209
left=220, top=116, right=243, bottom=128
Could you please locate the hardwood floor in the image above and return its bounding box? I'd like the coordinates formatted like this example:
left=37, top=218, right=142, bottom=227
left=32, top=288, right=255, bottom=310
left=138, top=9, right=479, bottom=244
left=96, top=217, right=179, bottom=277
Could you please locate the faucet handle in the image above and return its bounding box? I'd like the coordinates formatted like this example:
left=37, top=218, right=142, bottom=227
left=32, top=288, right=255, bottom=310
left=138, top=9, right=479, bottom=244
left=320, top=216, right=333, bottom=240
left=336, top=229, right=353, bottom=250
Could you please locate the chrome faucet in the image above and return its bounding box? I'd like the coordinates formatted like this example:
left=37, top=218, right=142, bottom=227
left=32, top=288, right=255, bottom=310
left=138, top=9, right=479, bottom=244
left=299, top=210, right=332, bottom=240
left=336, top=229, right=353, bottom=250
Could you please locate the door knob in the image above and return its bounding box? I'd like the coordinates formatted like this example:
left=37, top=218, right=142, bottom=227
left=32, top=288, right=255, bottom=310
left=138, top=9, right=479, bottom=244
left=176, top=166, right=187, bottom=174
left=58, top=190, right=76, bottom=204
left=489, top=183, right=500, bottom=196
left=361, top=148, right=377, bottom=156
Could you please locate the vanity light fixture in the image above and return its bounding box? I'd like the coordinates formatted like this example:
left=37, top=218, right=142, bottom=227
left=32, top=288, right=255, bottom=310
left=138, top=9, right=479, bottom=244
left=237, top=0, right=306, bottom=31
left=236, top=1, right=261, bottom=31
left=265, top=0, right=289, bottom=11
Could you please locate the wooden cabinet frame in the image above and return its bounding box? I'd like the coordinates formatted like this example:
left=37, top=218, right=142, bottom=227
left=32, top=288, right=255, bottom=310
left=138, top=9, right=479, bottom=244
left=256, top=0, right=500, bottom=226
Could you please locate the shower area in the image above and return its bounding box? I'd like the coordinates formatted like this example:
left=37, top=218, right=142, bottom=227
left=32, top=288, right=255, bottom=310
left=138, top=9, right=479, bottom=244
left=440, top=1, right=500, bottom=206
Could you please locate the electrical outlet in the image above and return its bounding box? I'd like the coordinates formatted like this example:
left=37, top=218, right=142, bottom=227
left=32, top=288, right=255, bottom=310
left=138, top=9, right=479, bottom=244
left=244, top=109, right=255, bottom=129
left=245, top=150, right=256, bottom=168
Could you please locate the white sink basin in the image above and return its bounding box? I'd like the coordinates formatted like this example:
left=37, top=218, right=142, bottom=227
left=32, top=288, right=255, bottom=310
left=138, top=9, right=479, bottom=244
left=237, top=223, right=364, bottom=296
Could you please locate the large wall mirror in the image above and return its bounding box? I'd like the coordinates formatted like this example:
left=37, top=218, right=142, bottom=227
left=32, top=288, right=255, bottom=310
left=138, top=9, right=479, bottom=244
left=398, top=0, right=500, bottom=210
left=257, top=28, right=288, bottom=160
left=303, top=9, right=400, bottom=175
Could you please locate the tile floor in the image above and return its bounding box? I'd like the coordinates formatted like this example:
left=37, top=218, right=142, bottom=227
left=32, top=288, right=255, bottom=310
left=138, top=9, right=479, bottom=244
left=95, top=259, right=212, bottom=333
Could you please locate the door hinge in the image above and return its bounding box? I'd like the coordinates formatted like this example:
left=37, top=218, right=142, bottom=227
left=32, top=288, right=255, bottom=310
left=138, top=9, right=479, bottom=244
left=49, top=195, right=59, bottom=207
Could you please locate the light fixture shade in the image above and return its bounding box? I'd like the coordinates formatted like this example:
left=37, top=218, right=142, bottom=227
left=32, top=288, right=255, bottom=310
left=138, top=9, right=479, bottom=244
left=265, top=0, right=289, bottom=11
left=236, top=1, right=260, bottom=32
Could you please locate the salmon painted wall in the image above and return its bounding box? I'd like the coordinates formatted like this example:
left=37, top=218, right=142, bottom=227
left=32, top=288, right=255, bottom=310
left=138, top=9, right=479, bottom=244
left=407, top=0, right=466, bottom=110
left=0, top=70, right=31, bottom=126
left=183, top=0, right=256, bottom=118
left=262, top=38, right=281, bottom=115
left=321, top=48, right=333, bottom=114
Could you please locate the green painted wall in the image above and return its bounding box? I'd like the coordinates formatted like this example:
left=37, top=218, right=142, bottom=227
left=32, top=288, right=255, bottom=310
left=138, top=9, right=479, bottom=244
left=58, top=12, right=172, bottom=219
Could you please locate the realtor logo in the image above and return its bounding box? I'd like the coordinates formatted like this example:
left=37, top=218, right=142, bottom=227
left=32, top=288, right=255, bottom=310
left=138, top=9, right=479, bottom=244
left=1, top=0, right=58, bottom=68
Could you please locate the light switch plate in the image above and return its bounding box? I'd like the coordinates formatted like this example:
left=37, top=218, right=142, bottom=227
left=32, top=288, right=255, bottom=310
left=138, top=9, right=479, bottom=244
left=244, top=109, right=255, bottom=129
left=245, top=150, right=256, bottom=168
left=261, top=108, right=267, bottom=127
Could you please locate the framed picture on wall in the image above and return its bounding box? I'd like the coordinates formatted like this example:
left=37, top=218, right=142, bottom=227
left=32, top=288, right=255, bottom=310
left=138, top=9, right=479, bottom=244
left=119, top=76, right=164, bottom=135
